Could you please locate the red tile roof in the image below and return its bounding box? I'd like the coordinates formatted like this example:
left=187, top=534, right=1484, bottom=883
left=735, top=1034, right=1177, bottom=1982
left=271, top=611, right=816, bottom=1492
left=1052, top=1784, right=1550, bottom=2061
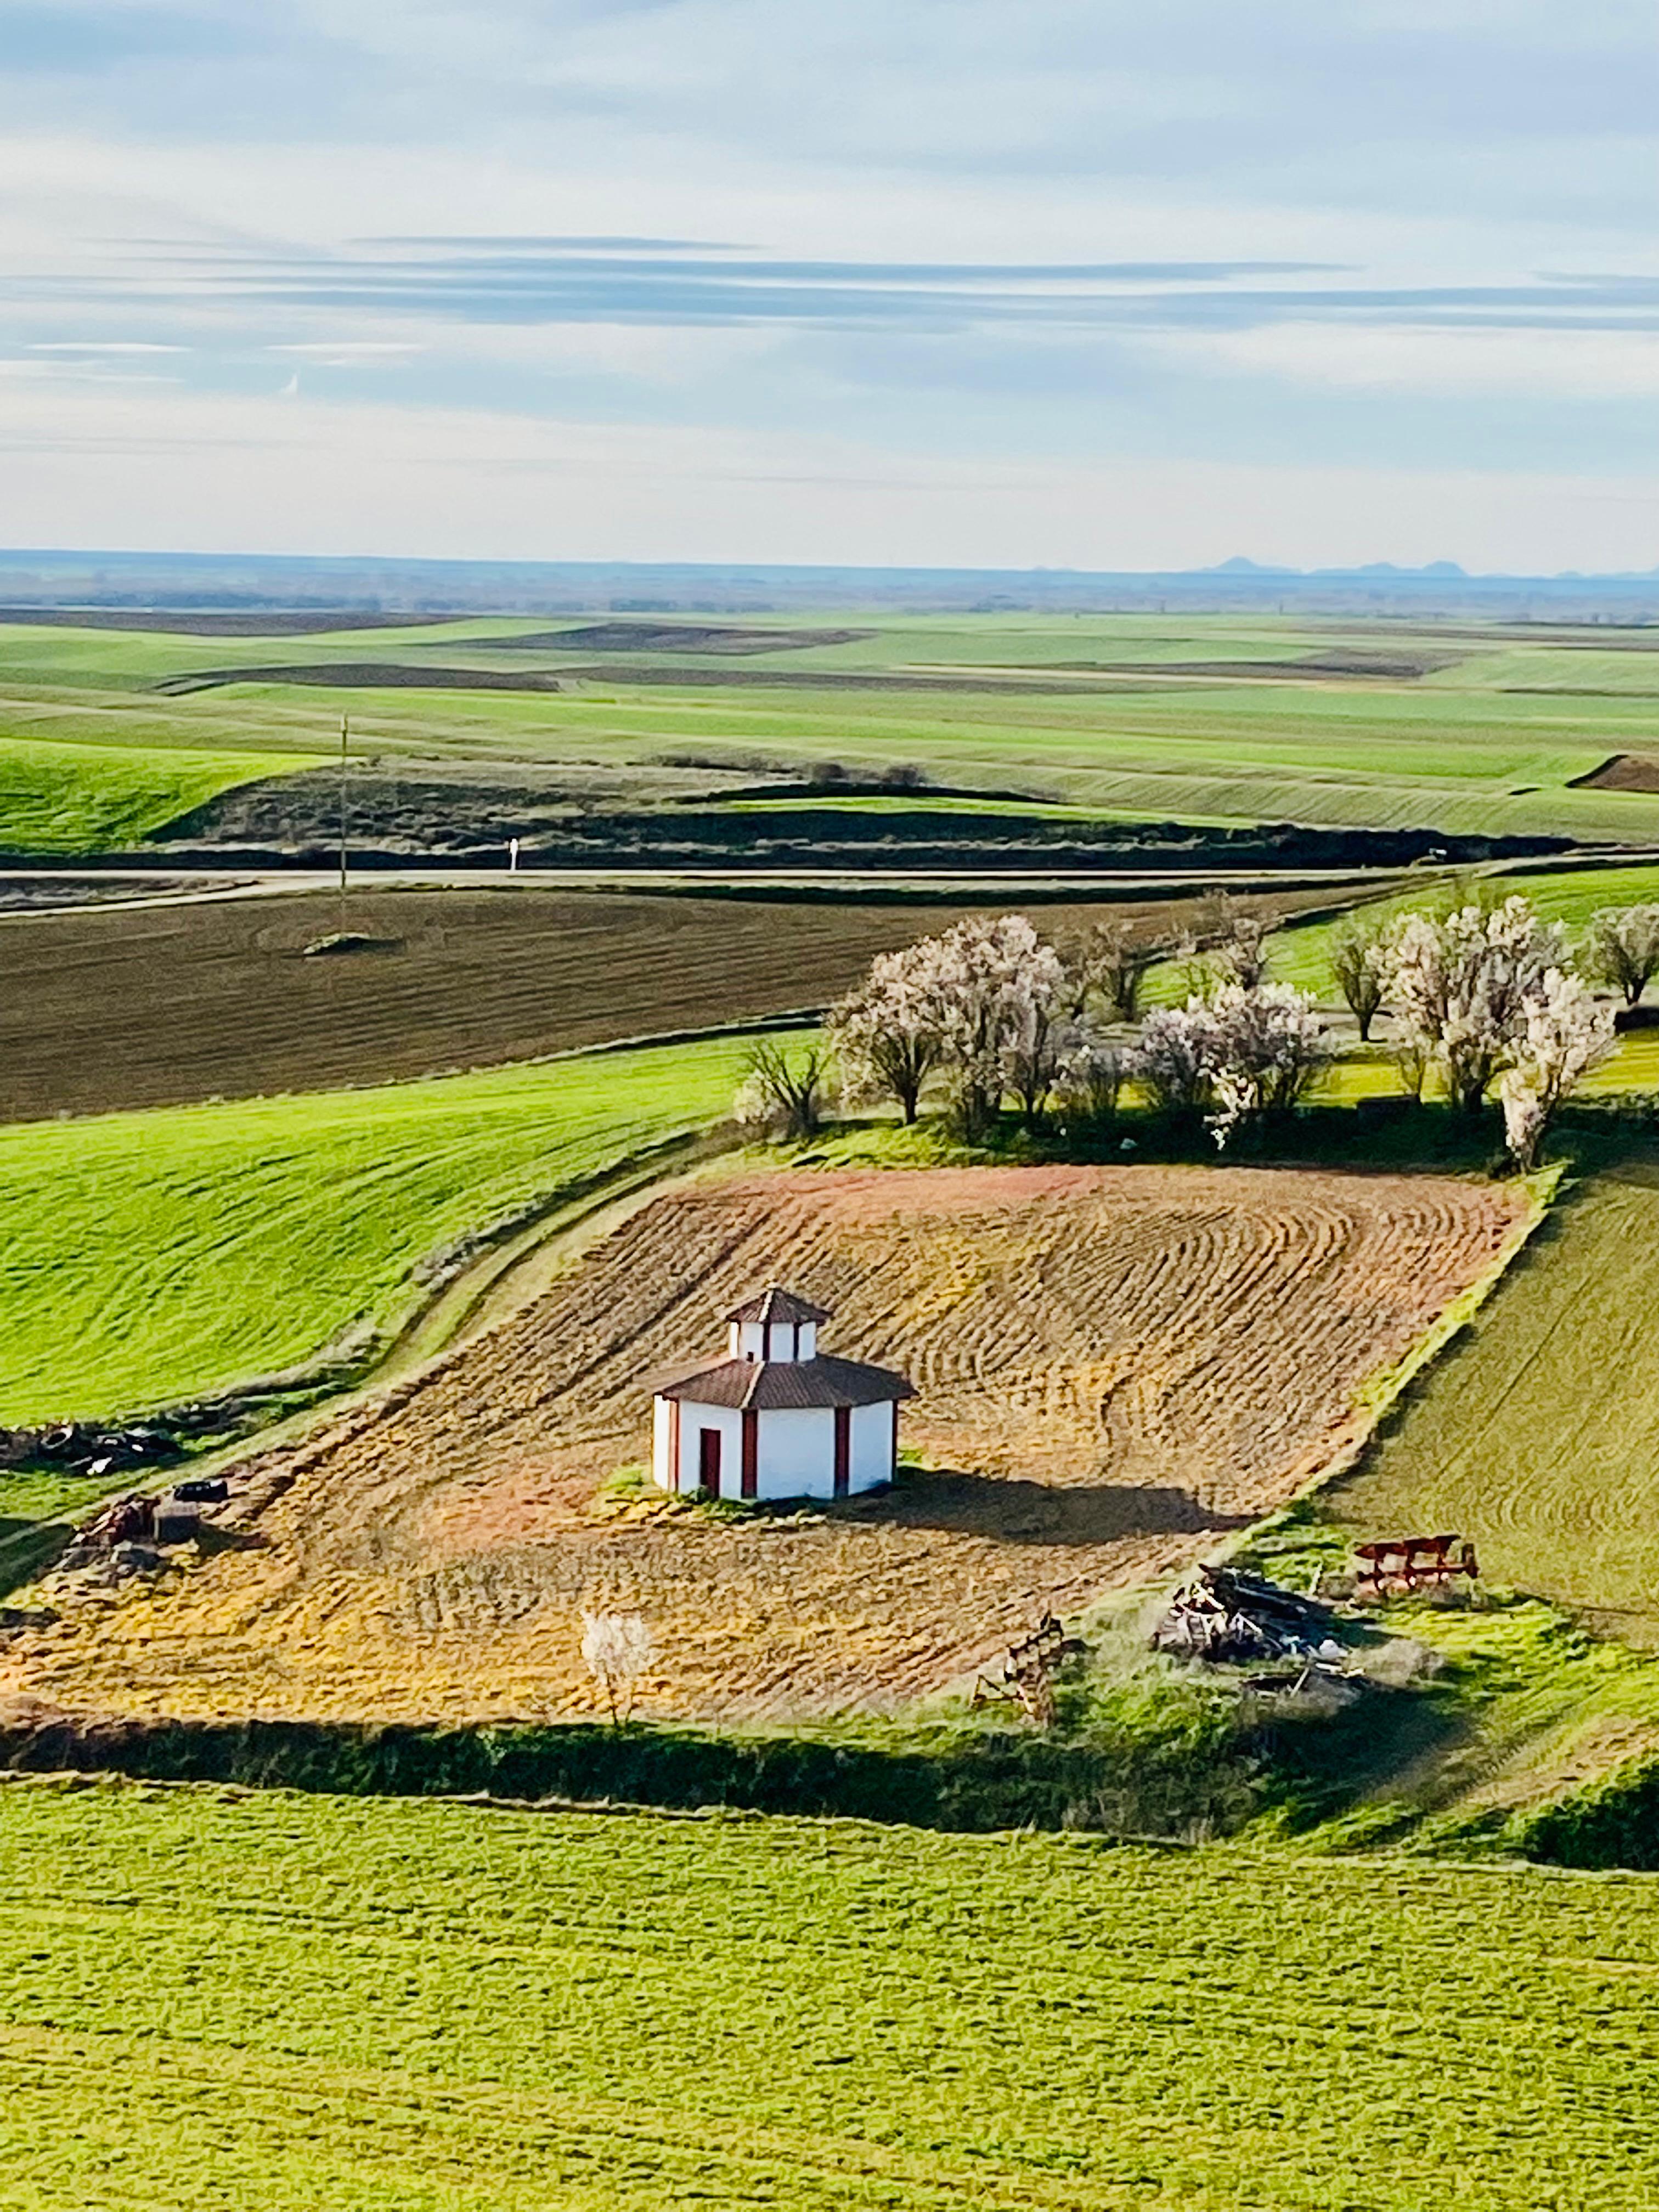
left=724, top=1286, right=831, bottom=1326
left=656, top=1354, right=914, bottom=1410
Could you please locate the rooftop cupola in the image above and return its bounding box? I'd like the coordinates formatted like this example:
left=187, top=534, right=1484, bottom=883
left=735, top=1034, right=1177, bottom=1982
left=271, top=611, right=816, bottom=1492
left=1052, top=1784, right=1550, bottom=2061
left=726, top=1286, right=830, bottom=1365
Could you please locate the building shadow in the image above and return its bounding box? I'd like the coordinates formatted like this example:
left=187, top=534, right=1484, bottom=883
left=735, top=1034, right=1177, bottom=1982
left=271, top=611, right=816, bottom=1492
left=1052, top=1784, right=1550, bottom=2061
left=840, top=1468, right=1253, bottom=1547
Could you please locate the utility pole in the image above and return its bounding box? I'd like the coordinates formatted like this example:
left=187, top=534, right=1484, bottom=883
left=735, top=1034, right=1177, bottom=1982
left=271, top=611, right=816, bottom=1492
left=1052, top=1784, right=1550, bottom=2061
left=337, top=712, right=349, bottom=927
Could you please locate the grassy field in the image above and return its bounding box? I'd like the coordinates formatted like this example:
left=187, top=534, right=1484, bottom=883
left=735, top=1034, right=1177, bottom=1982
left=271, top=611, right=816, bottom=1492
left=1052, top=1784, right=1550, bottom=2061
left=1322, top=1156, right=1659, bottom=1645
left=0, top=1782, right=1655, bottom=2211
left=5, top=610, right=1659, bottom=848
left=0, top=731, right=305, bottom=851
left=0, top=1032, right=781, bottom=1424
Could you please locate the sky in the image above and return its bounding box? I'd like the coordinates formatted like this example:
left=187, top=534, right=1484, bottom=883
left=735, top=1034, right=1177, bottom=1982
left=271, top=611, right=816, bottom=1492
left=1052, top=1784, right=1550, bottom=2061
left=0, top=0, right=1656, bottom=572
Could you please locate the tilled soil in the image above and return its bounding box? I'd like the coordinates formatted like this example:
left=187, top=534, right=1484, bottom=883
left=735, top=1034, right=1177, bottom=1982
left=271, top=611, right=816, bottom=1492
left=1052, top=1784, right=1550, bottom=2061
left=8, top=1165, right=1525, bottom=1726
left=0, top=884, right=1345, bottom=1120
left=1573, top=753, right=1659, bottom=794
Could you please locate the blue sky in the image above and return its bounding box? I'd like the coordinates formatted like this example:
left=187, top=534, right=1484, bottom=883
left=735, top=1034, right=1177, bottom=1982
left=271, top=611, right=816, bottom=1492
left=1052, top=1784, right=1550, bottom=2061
left=0, top=0, right=1655, bottom=568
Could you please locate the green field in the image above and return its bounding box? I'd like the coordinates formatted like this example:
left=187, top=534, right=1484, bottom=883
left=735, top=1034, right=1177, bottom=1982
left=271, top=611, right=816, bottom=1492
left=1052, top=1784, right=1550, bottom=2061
left=0, top=1781, right=1654, bottom=2211
left=0, top=732, right=307, bottom=853
left=1322, top=1158, right=1659, bottom=1644
left=5, top=610, right=1659, bottom=850
left=0, top=1032, right=772, bottom=1423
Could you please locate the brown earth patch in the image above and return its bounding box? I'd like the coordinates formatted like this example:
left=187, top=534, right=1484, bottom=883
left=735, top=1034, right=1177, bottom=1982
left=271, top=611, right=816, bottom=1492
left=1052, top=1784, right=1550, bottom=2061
left=154, top=661, right=1155, bottom=698
left=467, top=622, right=871, bottom=654
left=1571, top=754, right=1659, bottom=793
left=0, top=884, right=1348, bottom=1120
left=7, top=1164, right=1525, bottom=1727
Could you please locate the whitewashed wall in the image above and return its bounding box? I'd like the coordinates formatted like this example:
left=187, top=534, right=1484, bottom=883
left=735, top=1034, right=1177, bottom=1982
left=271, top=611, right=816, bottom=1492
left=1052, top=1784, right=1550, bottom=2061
left=651, top=1396, right=674, bottom=1489
left=758, top=1406, right=835, bottom=1498
left=652, top=1400, right=744, bottom=1493
left=850, top=1401, right=896, bottom=1492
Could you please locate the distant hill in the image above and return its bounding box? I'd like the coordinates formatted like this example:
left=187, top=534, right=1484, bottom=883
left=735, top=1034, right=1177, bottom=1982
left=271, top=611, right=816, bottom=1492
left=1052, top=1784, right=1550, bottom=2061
left=0, top=546, right=1655, bottom=620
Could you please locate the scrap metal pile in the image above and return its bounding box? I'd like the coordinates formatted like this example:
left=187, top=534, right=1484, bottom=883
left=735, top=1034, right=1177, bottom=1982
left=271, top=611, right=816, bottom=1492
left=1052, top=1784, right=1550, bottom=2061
left=52, top=1477, right=230, bottom=1584
left=1153, top=1565, right=1347, bottom=1667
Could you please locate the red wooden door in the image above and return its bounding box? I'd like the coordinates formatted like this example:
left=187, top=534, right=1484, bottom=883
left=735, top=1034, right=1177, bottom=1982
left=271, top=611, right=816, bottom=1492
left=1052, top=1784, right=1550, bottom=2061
left=698, top=1426, right=723, bottom=1498
left=833, top=1406, right=851, bottom=1499
left=741, top=1409, right=759, bottom=1500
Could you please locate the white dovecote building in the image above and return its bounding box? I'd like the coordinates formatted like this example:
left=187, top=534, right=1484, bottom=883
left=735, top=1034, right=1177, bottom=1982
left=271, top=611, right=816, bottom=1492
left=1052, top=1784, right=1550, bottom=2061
left=651, top=1287, right=915, bottom=1503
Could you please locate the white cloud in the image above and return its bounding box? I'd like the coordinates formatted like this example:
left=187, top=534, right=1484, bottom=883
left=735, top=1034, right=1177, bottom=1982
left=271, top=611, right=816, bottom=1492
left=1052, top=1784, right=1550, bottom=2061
left=0, top=5, right=1654, bottom=562
left=1178, top=321, right=1659, bottom=399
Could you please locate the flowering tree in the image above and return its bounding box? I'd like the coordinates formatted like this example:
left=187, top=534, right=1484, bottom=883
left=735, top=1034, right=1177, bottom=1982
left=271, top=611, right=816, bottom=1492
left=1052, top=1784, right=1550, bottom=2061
left=1329, top=913, right=1390, bottom=1041
left=827, top=946, right=947, bottom=1122
left=827, top=914, right=1084, bottom=1135
left=1135, top=1002, right=1220, bottom=1117
left=1052, top=1039, right=1125, bottom=1132
left=1383, top=898, right=1567, bottom=1115
left=928, top=913, right=1068, bottom=1135
left=1133, top=983, right=1331, bottom=1148
left=1498, top=969, right=1617, bottom=1169
left=1583, top=905, right=1659, bottom=1008
left=580, top=1611, right=659, bottom=1725
left=1202, top=983, right=1335, bottom=1148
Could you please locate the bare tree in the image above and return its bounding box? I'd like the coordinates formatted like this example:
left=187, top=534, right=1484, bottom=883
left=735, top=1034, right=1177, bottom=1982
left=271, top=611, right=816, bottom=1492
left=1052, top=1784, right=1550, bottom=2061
left=1583, top=905, right=1659, bottom=1008
left=1394, top=1032, right=1430, bottom=1103
left=1329, top=915, right=1390, bottom=1041
left=580, top=1611, right=659, bottom=1725
left=735, top=1040, right=833, bottom=1141
left=1207, top=905, right=1270, bottom=993
left=1065, top=917, right=1154, bottom=1024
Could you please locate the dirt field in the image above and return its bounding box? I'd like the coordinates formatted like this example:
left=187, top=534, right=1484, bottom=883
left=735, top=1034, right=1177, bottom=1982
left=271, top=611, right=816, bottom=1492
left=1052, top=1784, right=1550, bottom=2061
left=7, top=1164, right=1526, bottom=1725
left=0, top=884, right=1346, bottom=1119
left=1575, top=753, right=1659, bottom=793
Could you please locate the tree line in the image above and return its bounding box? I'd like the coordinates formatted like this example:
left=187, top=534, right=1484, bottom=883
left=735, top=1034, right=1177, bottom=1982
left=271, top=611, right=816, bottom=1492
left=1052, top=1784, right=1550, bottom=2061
left=739, top=892, right=1654, bottom=1171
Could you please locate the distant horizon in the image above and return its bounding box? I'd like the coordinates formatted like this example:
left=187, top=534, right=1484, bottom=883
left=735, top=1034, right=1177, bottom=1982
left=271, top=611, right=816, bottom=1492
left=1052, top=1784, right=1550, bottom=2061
left=2, top=545, right=1656, bottom=586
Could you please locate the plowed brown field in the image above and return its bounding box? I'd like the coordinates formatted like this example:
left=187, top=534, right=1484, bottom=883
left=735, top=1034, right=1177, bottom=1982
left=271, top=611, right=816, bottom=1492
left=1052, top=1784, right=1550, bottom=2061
left=10, top=1165, right=1526, bottom=1725
left=0, top=883, right=1349, bottom=1120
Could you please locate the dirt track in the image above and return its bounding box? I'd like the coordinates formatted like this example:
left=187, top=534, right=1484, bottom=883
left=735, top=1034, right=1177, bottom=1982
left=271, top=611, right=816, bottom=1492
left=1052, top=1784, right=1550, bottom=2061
left=8, top=1164, right=1526, bottom=1726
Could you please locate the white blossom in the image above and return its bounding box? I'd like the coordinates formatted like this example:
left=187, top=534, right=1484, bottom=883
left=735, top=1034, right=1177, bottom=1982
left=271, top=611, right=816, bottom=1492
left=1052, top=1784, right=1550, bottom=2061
left=1134, top=1001, right=1221, bottom=1116
left=1133, top=983, right=1331, bottom=1147
left=580, top=1610, right=659, bottom=1725
left=827, top=946, right=949, bottom=1123
left=1497, top=967, right=1617, bottom=1169
left=1583, top=905, right=1659, bottom=1008
left=1383, top=898, right=1567, bottom=1114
